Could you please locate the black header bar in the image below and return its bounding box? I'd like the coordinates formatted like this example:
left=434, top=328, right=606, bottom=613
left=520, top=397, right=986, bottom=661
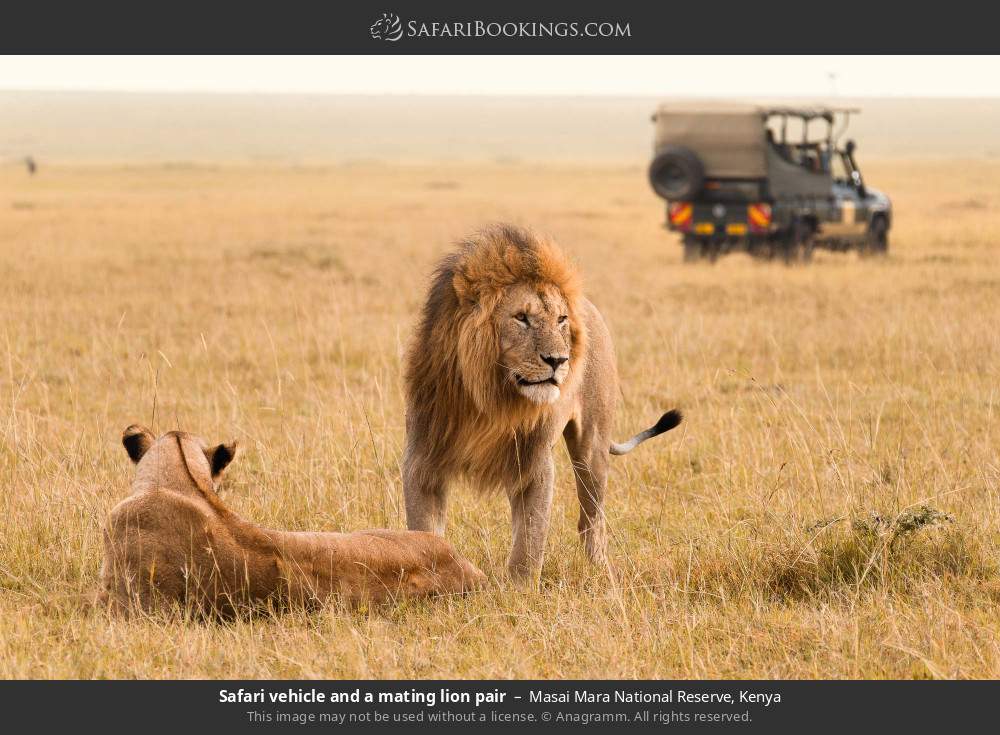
left=2, top=1, right=999, bottom=54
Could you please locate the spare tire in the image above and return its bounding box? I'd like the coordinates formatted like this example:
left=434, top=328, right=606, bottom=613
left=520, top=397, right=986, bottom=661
left=649, top=145, right=705, bottom=200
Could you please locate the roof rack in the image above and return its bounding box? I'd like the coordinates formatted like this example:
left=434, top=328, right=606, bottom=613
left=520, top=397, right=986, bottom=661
left=762, top=106, right=861, bottom=122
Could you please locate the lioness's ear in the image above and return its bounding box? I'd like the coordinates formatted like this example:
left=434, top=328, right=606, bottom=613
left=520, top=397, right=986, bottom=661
left=206, top=441, right=238, bottom=477
left=122, top=425, right=154, bottom=464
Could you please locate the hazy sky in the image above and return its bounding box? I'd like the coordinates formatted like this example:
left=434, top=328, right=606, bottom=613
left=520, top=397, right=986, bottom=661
left=2, top=55, right=999, bottom=97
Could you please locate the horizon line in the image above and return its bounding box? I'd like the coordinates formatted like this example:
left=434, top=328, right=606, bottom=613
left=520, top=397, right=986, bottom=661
left=3, top=87, right=1000, bottom=100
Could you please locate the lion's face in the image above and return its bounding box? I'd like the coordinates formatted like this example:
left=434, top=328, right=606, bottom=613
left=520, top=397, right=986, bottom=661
left=495, top=282, right=573, bottom=405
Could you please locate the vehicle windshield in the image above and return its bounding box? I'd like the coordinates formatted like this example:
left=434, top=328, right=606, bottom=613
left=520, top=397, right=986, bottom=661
left=831, top=152, right=851, bottom=183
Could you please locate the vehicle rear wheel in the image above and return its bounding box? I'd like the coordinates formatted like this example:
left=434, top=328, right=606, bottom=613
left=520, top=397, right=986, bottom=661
left=781, top=220, right=814, bottom=265
left=682, top=235, right=703, bottom=263
left=799, top=229, right=815, bottom=264
left=705, top=242, right=721, bottom=263
left=862, top=216, right=889, bottom=257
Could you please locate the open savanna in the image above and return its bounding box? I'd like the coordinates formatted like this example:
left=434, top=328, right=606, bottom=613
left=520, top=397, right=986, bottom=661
left=2, top=157, right=1000, bottom=679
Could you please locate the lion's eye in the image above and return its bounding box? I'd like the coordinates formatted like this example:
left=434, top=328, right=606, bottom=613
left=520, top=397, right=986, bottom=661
left=558, top=315, right=568, bottom=324
left=514, top=313, right=529, bottom=325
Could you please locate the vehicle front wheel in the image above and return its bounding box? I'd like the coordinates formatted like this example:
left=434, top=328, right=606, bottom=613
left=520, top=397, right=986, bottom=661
left=862, top=216, right=889, bottom=257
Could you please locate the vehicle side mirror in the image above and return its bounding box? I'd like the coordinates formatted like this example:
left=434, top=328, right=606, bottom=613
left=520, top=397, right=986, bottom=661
left=845, top=139, right=856, bottom=156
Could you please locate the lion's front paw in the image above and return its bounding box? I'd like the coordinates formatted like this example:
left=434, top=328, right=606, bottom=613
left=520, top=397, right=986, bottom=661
left=506, top=559, right=542, bottom=590
left=580, top=524, right=608, bottom=566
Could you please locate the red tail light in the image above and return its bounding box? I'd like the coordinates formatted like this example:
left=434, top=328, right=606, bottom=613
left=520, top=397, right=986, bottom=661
left=668, top=202, right=693, bottom=231
left=748, top=203, right=772, bottom=233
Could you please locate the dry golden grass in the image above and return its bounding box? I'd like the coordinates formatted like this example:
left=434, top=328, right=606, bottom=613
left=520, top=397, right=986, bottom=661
left=1, top=158, right=999, bottom=678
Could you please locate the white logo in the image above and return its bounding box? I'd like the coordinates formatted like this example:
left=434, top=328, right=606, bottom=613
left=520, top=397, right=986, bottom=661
left=370, top=12, right=403, bottom=41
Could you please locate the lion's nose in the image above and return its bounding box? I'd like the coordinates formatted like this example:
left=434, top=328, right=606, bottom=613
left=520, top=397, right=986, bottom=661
left=541, top=354, right=568, bottom=370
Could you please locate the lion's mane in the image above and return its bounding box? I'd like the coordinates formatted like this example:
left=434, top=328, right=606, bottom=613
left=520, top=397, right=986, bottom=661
left=403, top=224, right=588, bottom=488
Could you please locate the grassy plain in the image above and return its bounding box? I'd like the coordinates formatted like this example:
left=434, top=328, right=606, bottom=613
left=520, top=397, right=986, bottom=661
left=1, top=156, right=999, bottom=678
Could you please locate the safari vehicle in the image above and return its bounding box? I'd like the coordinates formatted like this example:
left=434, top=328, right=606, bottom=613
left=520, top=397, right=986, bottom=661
left=648, top=103, right=891, bottom=263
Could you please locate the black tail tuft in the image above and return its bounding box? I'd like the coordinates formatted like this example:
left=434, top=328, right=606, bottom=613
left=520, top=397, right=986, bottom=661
left=609, top=408, right=683, bottom=456
left=654, top=409, right=683, bottom=435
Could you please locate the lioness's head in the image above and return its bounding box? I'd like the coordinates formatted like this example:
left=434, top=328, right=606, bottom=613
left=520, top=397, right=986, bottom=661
left=443, top=224, right=587, bottom=410
left=123, top=425, right=237, bottom=492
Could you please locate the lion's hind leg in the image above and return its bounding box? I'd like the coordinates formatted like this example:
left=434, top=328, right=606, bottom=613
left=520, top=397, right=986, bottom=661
left=564, top=420, right=610, bottom=566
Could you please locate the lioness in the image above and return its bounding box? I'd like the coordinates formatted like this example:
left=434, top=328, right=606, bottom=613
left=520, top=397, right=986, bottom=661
left=100, top=425, right=484, bottom=616
left=403, top=224, right=681, bottom=584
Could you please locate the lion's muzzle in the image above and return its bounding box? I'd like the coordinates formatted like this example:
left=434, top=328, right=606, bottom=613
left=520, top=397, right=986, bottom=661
left=513, top=358, right=569, bottom=405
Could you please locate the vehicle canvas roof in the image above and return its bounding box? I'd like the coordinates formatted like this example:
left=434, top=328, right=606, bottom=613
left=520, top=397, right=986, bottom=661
left=651, top=102, right=861, bottom=178
left=652, top=103, right=768, bottom=178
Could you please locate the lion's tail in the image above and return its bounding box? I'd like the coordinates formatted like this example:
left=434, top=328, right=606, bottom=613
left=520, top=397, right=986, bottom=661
left=609, top=409, right=683, bottom=456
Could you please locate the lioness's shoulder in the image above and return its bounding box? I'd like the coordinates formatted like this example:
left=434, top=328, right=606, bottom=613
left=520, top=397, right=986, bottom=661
left=106, top=489, right=205, bottom=535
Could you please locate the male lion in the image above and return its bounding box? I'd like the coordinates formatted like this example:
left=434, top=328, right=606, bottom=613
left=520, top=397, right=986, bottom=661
left=403, top=224, right=681, bottom=584
left=100, top=425, right=484, bottom=616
